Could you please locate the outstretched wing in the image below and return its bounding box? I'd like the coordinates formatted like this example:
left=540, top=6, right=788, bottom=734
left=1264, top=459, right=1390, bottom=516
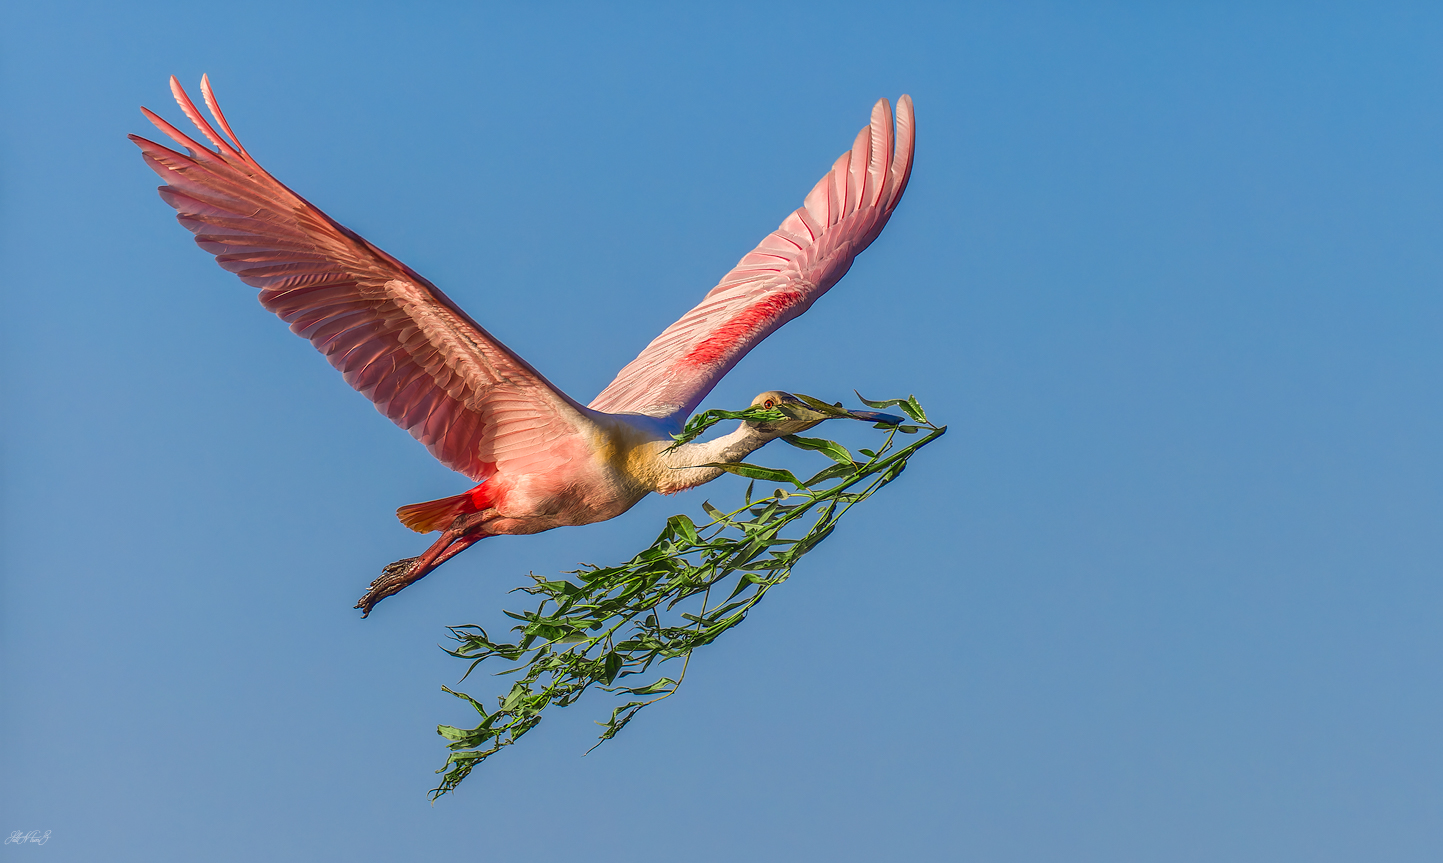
left=132, top=76, right=593, bottom=482
left=587, top=96, right=915, bottom=423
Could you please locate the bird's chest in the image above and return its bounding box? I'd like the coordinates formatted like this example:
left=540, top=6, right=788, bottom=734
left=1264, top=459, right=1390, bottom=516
left=495, top=430, right=663, bottom=528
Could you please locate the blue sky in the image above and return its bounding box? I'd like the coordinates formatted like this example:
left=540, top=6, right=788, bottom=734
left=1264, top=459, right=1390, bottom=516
left=4, top=2, right=1443, bottom=860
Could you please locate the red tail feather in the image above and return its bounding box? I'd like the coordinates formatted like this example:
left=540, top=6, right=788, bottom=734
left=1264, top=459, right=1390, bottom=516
left=396, top=483, right=493, bottom=533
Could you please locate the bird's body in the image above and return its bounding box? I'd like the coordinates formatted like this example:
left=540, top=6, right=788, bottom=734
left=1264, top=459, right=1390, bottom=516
left=132, top=77, right=915, bottom=613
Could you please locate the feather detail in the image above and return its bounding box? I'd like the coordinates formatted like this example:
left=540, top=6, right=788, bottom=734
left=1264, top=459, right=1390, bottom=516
left=133, top=77, right=596, bottom=483
left=588, top=96, right=916, bottom=422
left=396, top=482, right=496, bottom=533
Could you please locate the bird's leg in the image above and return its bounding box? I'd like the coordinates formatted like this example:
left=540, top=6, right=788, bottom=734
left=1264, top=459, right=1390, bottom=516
left=355, top=515, right=488, bottom=617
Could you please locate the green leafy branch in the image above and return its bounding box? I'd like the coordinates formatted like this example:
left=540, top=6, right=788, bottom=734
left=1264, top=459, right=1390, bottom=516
left=668, top=404, right=788, bottom=448
left=431, top=395, right=945, bottom=800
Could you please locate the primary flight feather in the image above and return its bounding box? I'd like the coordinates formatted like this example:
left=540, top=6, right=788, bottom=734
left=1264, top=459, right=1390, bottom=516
left=132, top=76, right=915, bottom=615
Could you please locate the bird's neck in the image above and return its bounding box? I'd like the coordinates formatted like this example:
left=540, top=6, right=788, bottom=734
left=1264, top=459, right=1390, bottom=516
left=649, top=424, right=776, bottom=494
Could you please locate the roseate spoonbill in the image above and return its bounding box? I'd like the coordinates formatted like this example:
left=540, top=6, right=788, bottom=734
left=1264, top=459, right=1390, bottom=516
left=132, top=77, right=915, bottom=615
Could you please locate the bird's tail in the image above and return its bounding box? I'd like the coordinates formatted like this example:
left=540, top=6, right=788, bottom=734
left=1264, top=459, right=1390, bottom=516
left=396, top=483, right=494, bottom=533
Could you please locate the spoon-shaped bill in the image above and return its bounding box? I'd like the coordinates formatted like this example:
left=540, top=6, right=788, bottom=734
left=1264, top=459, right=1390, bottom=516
left=847, top=409, right=907, bottom=425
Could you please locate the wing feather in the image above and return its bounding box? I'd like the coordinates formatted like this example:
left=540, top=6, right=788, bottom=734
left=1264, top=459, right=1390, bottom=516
left=134, top=77, right=593, bottom=481
left=588, top=96, right=915, bottom=422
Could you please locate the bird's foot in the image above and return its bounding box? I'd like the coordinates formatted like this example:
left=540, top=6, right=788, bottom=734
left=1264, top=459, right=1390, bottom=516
left=354, top=526, right=488, bottom=617
left=355, top=557, right=422, bottom=617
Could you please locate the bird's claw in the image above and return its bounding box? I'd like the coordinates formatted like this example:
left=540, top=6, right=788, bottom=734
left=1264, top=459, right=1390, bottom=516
left=355, top=527, right=487, bottom=617
left=355, top=557, right=421, bottom=617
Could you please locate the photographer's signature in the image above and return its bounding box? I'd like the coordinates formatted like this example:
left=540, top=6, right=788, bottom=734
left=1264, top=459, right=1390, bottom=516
left=4, top=832, right=49, bottom=846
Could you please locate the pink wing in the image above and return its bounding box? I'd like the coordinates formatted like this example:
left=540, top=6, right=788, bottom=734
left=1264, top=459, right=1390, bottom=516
left=132, top=76, right=592, bottom=482
left=588, top=96, right=915, bottom=423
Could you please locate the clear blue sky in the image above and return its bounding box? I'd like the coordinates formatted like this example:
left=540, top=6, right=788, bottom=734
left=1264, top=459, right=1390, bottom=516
left=5, top=2, right=1443, bottom=860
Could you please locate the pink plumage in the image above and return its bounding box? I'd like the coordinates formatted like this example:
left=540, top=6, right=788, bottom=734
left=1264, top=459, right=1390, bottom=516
left=590, top=96, right=914, bottom=420
left=132, top=77, right=916, bottom=614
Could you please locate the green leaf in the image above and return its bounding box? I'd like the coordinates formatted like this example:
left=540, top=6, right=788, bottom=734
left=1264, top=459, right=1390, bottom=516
left=854, top=391, right=911, bottom=410
left=700, top=462, right=805, bottom=488
left=802, top=463, right=854, bottom=487
left=782, top=434, right=854, bottom=466
left=668, top=514, right=700, bottom=545
left=791, top=392, right=854, bottom=418
left=621, top=677, right=678, bottom=696
left=601, top=652, right=623, bottom=684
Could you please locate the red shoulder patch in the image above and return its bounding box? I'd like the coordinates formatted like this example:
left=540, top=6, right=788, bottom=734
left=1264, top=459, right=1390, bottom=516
left=682, top=292, right=804, bottom=367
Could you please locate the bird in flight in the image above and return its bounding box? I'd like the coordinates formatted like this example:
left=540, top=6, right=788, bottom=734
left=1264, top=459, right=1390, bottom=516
left=132, top=77, right=915, bottom=615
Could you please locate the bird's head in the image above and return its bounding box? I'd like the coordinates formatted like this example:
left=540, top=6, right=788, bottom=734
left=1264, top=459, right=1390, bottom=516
left=746, top=391, right=906, bottom=437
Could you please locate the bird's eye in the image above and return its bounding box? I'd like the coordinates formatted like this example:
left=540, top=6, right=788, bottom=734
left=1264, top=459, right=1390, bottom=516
left=763, top=399, right=775, bottom=408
